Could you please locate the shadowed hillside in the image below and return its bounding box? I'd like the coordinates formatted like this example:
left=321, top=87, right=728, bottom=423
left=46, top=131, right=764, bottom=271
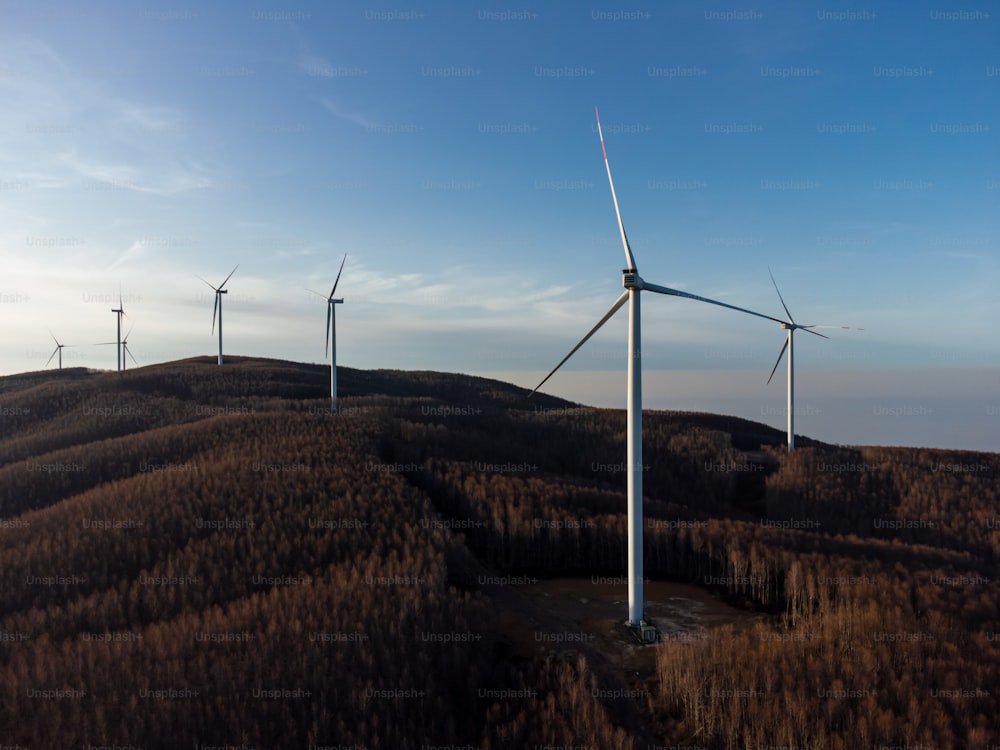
left=0, top=357, right=997, bottom=748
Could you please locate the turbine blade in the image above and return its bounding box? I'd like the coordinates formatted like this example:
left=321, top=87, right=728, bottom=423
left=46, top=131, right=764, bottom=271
left=330, top=254, right=347, bottom=297
left=211, top=294, right=219, bottom=334
left=195, top=274, right=218, bottom=291
left=48, top=328, right=60, bottom=347
left=219, top=264, right=239, bottom=290
left=596, top=107, right=638, bottom=272
left=767, top=336, right=789, bottom=385
left=642, top=281, right=785, bottom=324
left=531, top=290, right=629, bottom=396
left=123, top=324, right=134, bottom=341
left=125, top=345, right=138, bottom=366
left=806, top=324, right=864, bottom=330
left=801, top=327, right=830, bottom=340
left=305, top=288, right=328, bottom=300
left=325, top=304, right=332, bottom=358
left=45, top=347, right=59, bottom=367
left=767, top=267, right=794, bottom=323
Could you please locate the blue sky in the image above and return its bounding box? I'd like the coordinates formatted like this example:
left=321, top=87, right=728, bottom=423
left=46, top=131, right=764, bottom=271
left=1, top=0, right=998, bottom=451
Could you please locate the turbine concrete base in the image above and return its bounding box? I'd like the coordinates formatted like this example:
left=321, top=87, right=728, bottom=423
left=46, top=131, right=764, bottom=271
left=617, top=617, right=659, bottom=645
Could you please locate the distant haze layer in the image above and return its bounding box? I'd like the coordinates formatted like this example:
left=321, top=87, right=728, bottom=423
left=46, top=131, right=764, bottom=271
left=489, top=367, right=1000, bottom=453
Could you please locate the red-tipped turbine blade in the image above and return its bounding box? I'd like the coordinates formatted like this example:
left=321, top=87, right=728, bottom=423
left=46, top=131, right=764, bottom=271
left=596, top=107, right=638, bottom=272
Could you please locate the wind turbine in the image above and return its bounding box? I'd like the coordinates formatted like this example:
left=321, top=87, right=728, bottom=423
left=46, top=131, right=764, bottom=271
left=110, top=288, right=127, bottom=372
left=196, top=265, right=238, bottom=366
left=531, top=108, right=784, bottom=640
left=307, top=255, right=347, bottom=407
left=121, top=324, right=138, bottom=371
left=45, top=330, right=76, bottom=369
left=766, top=268, right=862, bottom=450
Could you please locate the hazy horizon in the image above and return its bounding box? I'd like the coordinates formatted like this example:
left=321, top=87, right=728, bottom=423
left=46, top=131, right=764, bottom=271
left=2, top=0, right=997, bottom=454
left=4, top=357, right=997, bottom=454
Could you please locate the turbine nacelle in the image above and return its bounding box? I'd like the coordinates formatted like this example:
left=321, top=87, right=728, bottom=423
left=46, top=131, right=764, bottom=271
left=622, top=270, right=641, bottom=289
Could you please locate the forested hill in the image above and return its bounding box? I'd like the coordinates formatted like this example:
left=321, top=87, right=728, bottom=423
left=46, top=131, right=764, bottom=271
left=1, top=357, right=998, bottom=749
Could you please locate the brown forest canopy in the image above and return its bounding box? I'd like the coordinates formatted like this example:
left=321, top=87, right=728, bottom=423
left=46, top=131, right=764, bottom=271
left=0, top=357, right=997, bottom=748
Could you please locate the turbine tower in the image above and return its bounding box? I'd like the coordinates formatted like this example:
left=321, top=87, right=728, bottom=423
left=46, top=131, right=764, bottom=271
left=197, top=265, right=238, bottom=366
left=45, top=330, right=76, bottom=369
left=532, top=108, right=783, bottom=640
left=111, top=289, right=126, bottom=372
left=766, top=268, right=861, bottom=450
left=307, top=254, right=347, bottom=407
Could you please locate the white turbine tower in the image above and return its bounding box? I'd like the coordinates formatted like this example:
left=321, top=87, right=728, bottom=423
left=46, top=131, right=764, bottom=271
left=197, top=265, right=239, bottom=366
left=307, top=254, right=347, bottom=407
left=45, top=330, right=76, bottom=369
left=110, top=289, right=126, bottom=372
left=766, top=268, right=862, bottom=450
left=532, top=108, right=783, bottom=641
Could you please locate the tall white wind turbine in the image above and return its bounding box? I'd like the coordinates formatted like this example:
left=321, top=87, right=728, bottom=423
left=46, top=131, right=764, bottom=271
left=766, top=268, right=862, bottom=450
left=197, top=265, right=239, bottom=366
left=532, top=108, right=784, bottom=640
left=307, top=254, right=347, bottom=407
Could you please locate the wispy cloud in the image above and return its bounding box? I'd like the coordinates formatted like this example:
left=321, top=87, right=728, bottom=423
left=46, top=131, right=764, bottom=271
left=298, top=53, right=338, bottom=79
left=315, top=96, right=377, bottom=130
left=107, top=240, right=148, bottom=273
left=111, top=102, right=186, bottom=134
left=0, top=33, right=217, bottom=197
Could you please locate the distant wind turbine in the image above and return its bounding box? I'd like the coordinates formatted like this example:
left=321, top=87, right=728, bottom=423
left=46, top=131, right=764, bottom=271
left=121, top=324, right=138, bottom=370
left=766, top=268, right=862, bottom=450
left=96, top=323, right=138, bottom=370
left=307, top=254, right=347, bottom=406
left=532, top=108, right=784, bottom=641
left=196, top=265, right=239, bottom=366
left=110, top=288, right=127, bottom=372
left=45, top=330, right=77, bottom=369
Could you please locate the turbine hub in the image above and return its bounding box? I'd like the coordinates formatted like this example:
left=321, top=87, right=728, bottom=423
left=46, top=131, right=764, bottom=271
left=622, top=270, right=642, bottom=289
